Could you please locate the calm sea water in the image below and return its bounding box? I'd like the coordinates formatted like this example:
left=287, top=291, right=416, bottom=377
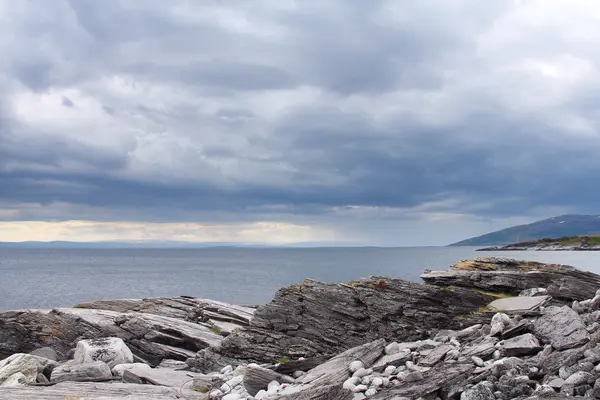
left=1, top=247, right=600, bottom=311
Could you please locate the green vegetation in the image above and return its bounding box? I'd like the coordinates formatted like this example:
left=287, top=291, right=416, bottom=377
left=473, top=288, right=513, bottom=299
left=277, top=356, right=290, bottom=364
left=194, top=386, right=209, bottom=393
left=210, top=325, right=221, bottom=335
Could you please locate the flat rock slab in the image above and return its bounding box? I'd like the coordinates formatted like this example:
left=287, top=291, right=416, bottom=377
left=0, top=382, right=204, bottom=399
left=532, top=306, right=590, bottom=350
left=487, top=296, right=550, bottom=312
left=419, top=344, right=453, bottom=367
left=118, top=363, right=202, bottom=387
left=498, top=333, right=543, bottom=357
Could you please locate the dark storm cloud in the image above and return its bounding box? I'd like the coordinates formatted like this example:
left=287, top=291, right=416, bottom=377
left=2, top=0, right=600, bottom=243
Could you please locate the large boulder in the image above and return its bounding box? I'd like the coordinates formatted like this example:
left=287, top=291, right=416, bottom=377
left=532, top=306, right=590, bottom=350
left=50, top=361, right=112, bottom=383
left=73, top=337, right=133, bottom=368
left=422, top=258, right=600, bottom=301
left=0, top=354, right=38, bottom=386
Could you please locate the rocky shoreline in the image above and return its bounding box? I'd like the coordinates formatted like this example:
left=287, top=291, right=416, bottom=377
left=478, top=236, right=600, bottom=251
left=2, top=258, right=600, bottom=399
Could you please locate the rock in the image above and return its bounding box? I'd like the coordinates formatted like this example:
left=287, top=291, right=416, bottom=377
left=402, top=371, right=424, bottom=382
left=498, top=333, right=543, bottom=356
left=371, top=351, right=411, bottom=372
left=532, top=306, right=590, bottom=350
left=487, top=296, right=550, bottom=313
left=243, top=364, right=294, bottom=396
left=111, top=363, right=152, bottom=377
left=213, top=277, right=495, bottom=363
left=50, top=361, right=112, bottom=383
left=0, top=381, right=196, bottom=399
left=372, top=363, right=474, bottom=399
left=73, top=338, right=134, bottom=368
left=270, top=339, right=384, bottom=399
left=0, top=307, right=225, bottom=366
left=273, top=356, right=330, bottom=375
left=564, top=371, right=593, bottom=386
left=419, top=344, right=453, bottom=367
left=593, top=378, right=600, bottom=398
left=0, top=354, right=39, bottom=385
left=461, top=382, right=495, bottom=400
left=0, top=373, right=28, bottom=387
left=30, top=347, right=58, bottom=361
left=519, top=288, right=548, bottom=297
left=490, top=313, right=512, bottom=336
left=461, top=337, right=498, bottom=358
left=349, top=361, right=364, bottom=373
left=36, top=373, right=49, bottom=384
left=385, top=342, right=400, bottom=355
left=548, top=377, right=565, bottom=389
left=422, top=258, right=600, bottom=302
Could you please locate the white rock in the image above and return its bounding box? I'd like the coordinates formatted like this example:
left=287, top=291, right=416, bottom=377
left=255, top=390, right=267, bottom=399
left=222, top=394, right=242, bottom=400
left=385, top=342, right=400, bottom=355
left=471, top=356, right=485, bottom=367
left=111, top=363, right=152, bottom=377
left=490, top=313, right=512, bottom=336
left=73, top=337, right=134, bottom=368
left=292, top=370, right=305, bottom=378
left=0, top=373, right=28, bottom=387
left=371, top=377, right=383, bottom=387
left=353, top=384, right=368, bottom=392
left=353, top=368, right=370, bottom=378
left=493, top=350, right=501, bottom=360
left=0, top=354, right=38, bottom=386
left=209, top=389, right=223, bottom=397
left=353, top=394, right=367, bottom=400
left=266, top=380, right=280, bottom=394
left=344, top=377, right=360, bottom=389
left=232, top=366, right=246, bottom=376
left=361, top=376, right=372, bottom=385
left=383, top=366, right=396, bottom=376
left=349, top=360, right=365, bottom=373
left=221, top=365, right=234, bottom=374
left=365, top=388, right=378, bottom=396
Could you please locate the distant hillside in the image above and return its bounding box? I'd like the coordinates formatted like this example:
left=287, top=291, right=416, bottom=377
left=450, top=214, right=600, bottom=246
left=478, top=235, right=600, bottom=251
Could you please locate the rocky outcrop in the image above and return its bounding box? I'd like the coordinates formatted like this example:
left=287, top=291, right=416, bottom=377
left=422, top=257, right=600, bottom=301
left=0, top=298, right=255, bottom=365
left=3, top=257, right=600, bottom=399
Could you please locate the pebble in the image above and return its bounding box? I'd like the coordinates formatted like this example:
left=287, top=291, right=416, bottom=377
left=350, top=361, right=365, bottom=373
left=352, top=384, right=368, bottom=393
left=365, top=388, right=378, bottom=396
left=383, top=365, right=396, bottom=376
left=471, top=356, right=485, bottom=367
left=371, top=377, right=383, bottom=387
left=353, top=368, right=372, bottom=378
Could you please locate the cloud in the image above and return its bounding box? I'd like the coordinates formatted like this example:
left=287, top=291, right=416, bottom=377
left=2, top=0, right=600, bottom=244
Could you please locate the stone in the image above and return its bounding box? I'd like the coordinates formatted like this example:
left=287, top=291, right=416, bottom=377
left=498, top=334, right=542, bottom=357
left=73, top=337, right=134, bottom=369
left=461, top=338, right=498, bottom=359
left=36, top=373, right=49, bottom=384
left=487, top=296, right=550, bottom=313
left=460, top=382, right=495, bottom=400
left=111, top=363, right=152, bottom=377
left=532, top=306, right=590, bottom=350
left=419, top=345, right=453, bottom=367
left=548, top=378, right=565, bottom=389
left=0, top=373, right=28, bottom=387
left=402, top=371, right=424, bottom=382
left=490, top=313, right=512, bottom=336
left=349, top=361, right=364, bottom=373
left=0, top=354, right=38, bottom=386
left=371, top=351, right=411, bottom=372
left=564, top=371, right=593, bottom=386
left=244, top=364, right=294, bottom=396
left=385, top=342, right=400, bottom=355
left=50, top=361, right=112, bottom=383
left=30, top=347, right=58, bottom=361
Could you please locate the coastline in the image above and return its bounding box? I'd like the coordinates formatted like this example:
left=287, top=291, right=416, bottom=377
left=2, top=257, right=600, bottom=398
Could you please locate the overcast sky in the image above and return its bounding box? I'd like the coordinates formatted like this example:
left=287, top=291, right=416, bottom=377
left=1, top=0, right=599, bottom=245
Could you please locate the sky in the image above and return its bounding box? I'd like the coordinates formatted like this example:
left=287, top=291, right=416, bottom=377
left=1, top=0, right=600, bottom=246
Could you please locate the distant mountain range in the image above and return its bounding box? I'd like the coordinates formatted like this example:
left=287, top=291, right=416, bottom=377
left=450, top=214, right=600, bottom=246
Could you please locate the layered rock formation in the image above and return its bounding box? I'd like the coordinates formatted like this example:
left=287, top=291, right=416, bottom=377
left=1, top=257, right=600, bottom=399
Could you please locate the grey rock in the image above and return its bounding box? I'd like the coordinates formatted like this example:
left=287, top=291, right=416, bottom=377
left=419, top=345, right=453, bottom=367
left=30, top=347, right=58, bottom=361
left=533, top=306, right=590, bottom=350
left=539, top=346, right=586, bottom=375
left=490, top=313, right=512, bottom=336
left=487, top=296, right=550, bottom=313
left=0, top=382, right=196, bottom=399
left=36, top=373, right=49, bottom=384
left=593, top=378, right=600, bottom=399
left=564, top=371, right=594, bottom=386
left=421, top=258, right=600, bottom=301
left=498, top=333, right=542, bottom=357
left=243, top=364, right=294, bottom=396
left=50, top=361, right=112, bottom=383
left=461, top=337, right=498, bottom=359
left=371, top=351, right=411, bottom=372
left=548, top=377, right=565, bottom=389
left=460, top=383, right=496, bottom=400
left=372, top=363, right=474, bottom=399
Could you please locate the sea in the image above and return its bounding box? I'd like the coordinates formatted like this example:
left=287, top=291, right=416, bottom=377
left=1, top=247, right=600, bottom=312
